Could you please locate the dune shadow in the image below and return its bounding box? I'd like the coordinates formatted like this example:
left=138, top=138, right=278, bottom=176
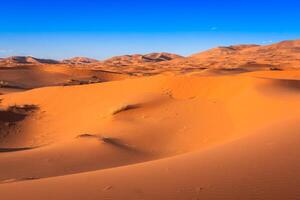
left=0, top=176, right=40, bottom=184
left=0, top=146, right=35, bottom=153
left=111, top=104, right=140, bottom=115
left=76, top=134, right=99, bottom=138
left=100, top=136, right=138, bottom=152
left=76, top=133, right=139, bottom=152
left=275, top=79, right=300, bottom=91
left=264, top=78, right=300, bottom=92
left=255, top=77, right=300, bottom=95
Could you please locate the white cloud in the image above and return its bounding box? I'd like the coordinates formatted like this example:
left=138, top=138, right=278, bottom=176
left=0, top=49, right=13, bottom=55
left=261, top=40, right=273, bottom=44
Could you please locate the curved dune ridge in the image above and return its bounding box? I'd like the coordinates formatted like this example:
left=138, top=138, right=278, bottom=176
left=0, top=65, right=131, bottom=95
left=0, top=70, right=300, bottom=199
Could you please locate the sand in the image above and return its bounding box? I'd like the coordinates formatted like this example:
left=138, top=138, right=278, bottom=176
left=1, top=39, right=300, bottom=199
left=0, top=65, right=130, bottom=94
left=0, top=68, right=300, bottom=199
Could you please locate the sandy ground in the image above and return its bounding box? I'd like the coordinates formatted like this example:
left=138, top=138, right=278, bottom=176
left=0, top=65, right=131, bottom=94
left=0, top=69, right=299, bottom=199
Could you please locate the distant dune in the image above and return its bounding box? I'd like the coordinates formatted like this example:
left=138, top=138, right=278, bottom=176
left=0, top=56, right=60, bottom=65
left=0, top=64, right=131, bottom=95
left=0, top=39, right=300, bottom=199
left=93, top=39, right=300, bottom=75
left=1, top=39, right=300, bottom=74
left=62, top=57, right=99, bottom=64
left=164, top=39, right=300, bottom=71
left=102, top=52, right=183, bottom=65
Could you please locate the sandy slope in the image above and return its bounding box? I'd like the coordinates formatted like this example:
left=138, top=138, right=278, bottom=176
left=0, top=65, right=130, bottom=94
left=0, top=70, right=300, bottom=199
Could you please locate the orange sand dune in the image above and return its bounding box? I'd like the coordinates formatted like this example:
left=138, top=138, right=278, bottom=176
left=0, top=65, right=130, bottom=94
left=0, top=70, right=300, bottom=199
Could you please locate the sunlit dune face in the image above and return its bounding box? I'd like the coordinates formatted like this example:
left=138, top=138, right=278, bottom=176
left=0, top=70, right=300, bottom=188
left=1, top=40, right=300, bottom=200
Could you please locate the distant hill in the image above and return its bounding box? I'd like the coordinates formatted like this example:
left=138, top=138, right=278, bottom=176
left=163, top=39, right=300, bottom=70
left=1, top=39, right=300, bottom=74
left=0, top=56, right=60, bottom=65
left=102, top=52, right=183, bottom=66
left=0, top=56, right=100, bottom=66
left=62, top=57, right=99, bottom=64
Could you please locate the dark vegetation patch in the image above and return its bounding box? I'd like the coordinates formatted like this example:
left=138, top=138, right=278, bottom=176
left=63, top=77, right=103, bottom=86
left=0, top=102, right=39, bottom=140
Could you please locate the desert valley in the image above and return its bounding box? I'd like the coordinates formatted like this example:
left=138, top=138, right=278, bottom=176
left=0, top=39, right=300, bottom=199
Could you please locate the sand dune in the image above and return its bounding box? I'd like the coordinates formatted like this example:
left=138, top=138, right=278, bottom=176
left=0, top=69, right=300, bottom=199
left=165, top=39, right=300, bottom=71
left=0, top=65, right=131, bottom=94
left=0, top=56, right=60, bottom=65
left=2, top=39, right=300, bottom=78
left=1, top=39, right=300, bottom=199
left=75, top=39, right=300, bottom=76
left=102, top=52, right=183, bottom=66
left=62, top=57, right=99, bottom=64
left=1, top=120, right=299, bottom=200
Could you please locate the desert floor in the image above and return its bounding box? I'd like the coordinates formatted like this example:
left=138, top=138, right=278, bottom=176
left=0, top=69, right=300, bottom=199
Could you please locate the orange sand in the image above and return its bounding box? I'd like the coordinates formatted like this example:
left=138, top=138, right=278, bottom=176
left=0, top=69, right=300, bottom=199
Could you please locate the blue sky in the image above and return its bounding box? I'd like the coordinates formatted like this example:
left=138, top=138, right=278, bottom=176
left=0, top=0, right=299, bottom=59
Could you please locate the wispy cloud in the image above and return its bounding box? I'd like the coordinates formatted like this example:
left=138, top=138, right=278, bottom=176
left=261, top=40, right=273, bottom=44
left=0, top=49, right=13, bottom=54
